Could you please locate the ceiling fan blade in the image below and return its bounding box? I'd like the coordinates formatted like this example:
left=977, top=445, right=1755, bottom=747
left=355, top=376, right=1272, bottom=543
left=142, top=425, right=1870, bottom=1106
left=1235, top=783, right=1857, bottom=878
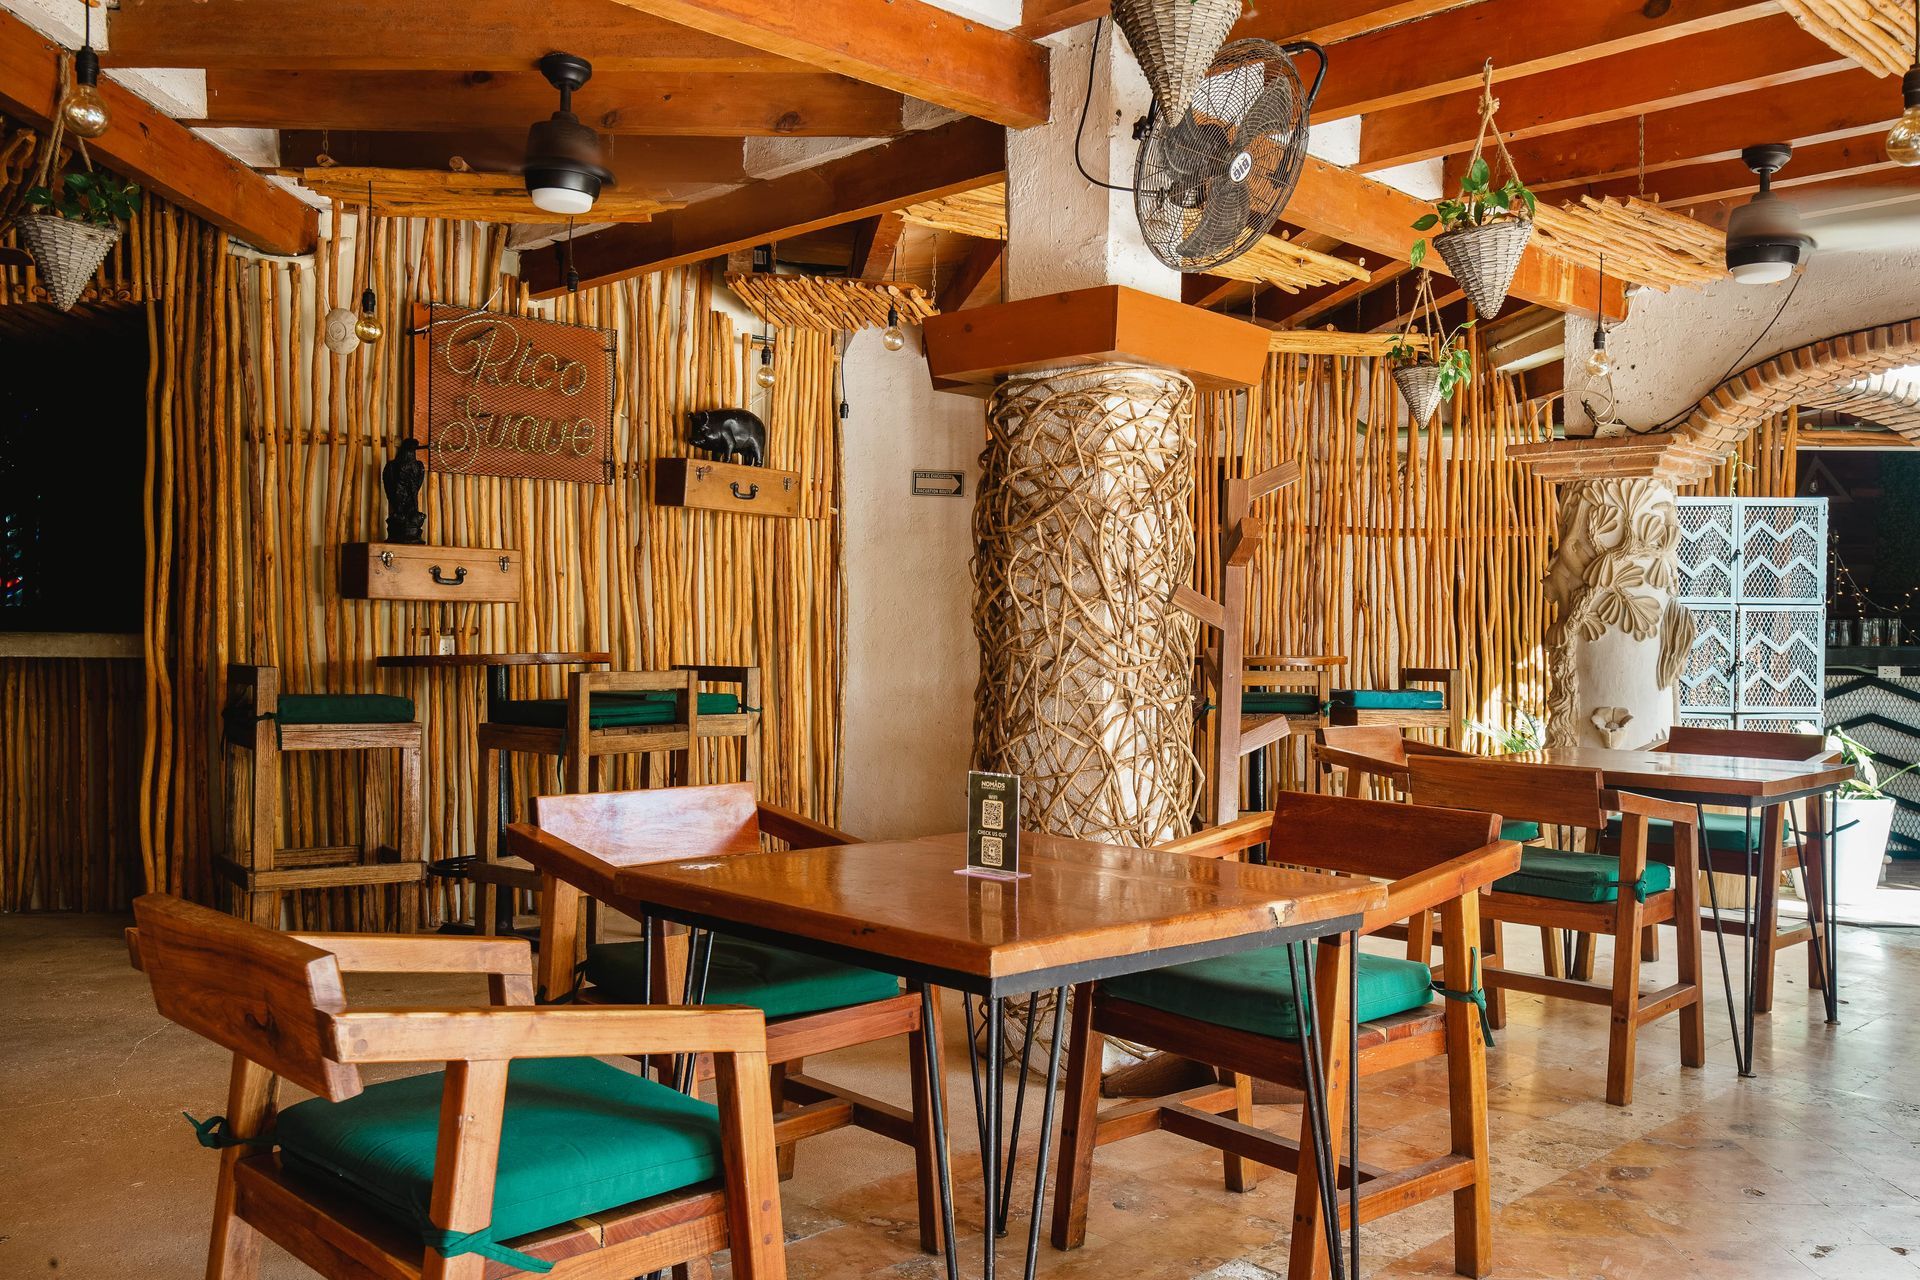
left=1805, top=205, right=1920, bottom=254
left=1177, top=178, right=1252, bottom=260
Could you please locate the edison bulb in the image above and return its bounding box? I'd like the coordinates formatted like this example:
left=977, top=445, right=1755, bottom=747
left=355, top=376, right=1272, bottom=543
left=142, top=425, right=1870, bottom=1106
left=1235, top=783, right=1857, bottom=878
left=880, top=325, right=907, bottom=352
left=61, top=83, right=110, bottom=138
left=1584, top=344, right=1615, bottom=378
left=754, top=362, right=777, bottom=390
left=353, top=312, right=384, bottom=343
left=1889, top=105, right=1920, bottom=167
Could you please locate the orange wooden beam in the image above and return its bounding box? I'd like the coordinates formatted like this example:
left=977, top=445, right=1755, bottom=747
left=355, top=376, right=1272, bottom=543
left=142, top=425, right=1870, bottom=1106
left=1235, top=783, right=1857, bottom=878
left=0, top=7, right=314, bottom=254
left=606, top=0, right=1050, bottom=128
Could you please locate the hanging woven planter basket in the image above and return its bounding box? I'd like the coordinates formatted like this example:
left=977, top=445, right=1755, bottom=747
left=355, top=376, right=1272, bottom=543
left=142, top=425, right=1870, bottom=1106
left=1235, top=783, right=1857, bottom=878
left=1432, top=216, right=1532, bottom=319
left=1111, top=0, right=1243, bottom=111
left=1392, top=361, right=1445, bottom=426
left=16, top=213, right=119, bottom=311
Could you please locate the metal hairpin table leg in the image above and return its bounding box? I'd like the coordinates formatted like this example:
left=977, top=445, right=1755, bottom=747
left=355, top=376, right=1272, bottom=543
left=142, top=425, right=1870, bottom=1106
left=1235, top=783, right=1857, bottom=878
left=1697, top=803, right=1745, bottom=1074
left=920, top=987, right=960, bottom=1280
left=1347, top=931, right=1361, bottom=1280
left=1286, top=942, right=1347, bottom=1280
left=1021, top=990, right=1070, bottom=1280
left=1741, top=805, right=1758, bottom=1077
left=996, top=992, right=1042, bottom=1235
left=1823, top=787, right=1841, bottom=1024
left=983, top=995, right=1003, bottom=1280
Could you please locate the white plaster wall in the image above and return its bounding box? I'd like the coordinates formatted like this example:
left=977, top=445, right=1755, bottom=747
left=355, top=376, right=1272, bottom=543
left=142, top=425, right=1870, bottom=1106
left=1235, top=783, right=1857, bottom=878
left=1005, top=24, right=1179, bottom=300
left=1563, top=246, right=1920, bottom=430
left=838, top=327, right=985, bottom=838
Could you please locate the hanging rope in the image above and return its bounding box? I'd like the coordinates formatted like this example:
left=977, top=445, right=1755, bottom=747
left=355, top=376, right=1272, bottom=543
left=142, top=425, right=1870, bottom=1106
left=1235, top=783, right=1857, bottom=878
left=1463, top=59, right=1525, bottom=191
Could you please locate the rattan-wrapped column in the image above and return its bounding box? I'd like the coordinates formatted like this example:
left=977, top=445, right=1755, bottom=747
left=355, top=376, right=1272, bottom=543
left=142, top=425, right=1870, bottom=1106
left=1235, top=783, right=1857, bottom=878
left=972, top=362, right=1199, bottom=845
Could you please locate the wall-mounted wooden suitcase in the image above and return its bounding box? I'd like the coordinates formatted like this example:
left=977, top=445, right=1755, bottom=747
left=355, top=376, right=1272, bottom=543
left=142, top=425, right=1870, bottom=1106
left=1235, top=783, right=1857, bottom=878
left=340, top=543, right=525, bottom=602
left=654, top=458, right=802, bottom=519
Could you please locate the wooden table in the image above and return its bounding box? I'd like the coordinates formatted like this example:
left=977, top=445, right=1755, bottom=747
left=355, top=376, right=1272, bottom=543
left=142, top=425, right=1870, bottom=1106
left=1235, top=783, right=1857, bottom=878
left=378, top=651, right=611, bottom=930
left=604, top=830, right=1385, bottom=1280
left=1507, top=746, right=1855, bottom=1072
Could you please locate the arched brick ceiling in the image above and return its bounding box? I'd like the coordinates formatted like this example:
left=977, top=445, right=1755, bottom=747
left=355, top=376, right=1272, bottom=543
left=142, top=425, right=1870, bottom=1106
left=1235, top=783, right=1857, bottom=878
left=1677, top=319, right=1920, bottom=454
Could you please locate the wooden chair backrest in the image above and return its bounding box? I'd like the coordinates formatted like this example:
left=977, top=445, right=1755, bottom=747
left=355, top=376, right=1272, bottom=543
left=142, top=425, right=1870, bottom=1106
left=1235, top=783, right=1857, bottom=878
left=1664, top=725, right=1828, bottom=762
left=131, top=894, right=361, bottom=1101
left=1406, top=754, right=1609, bottom=830
left=1316, top=724, right=1410, bottom=766
left=1265, top=790, right=1500, bottom=881
left=531, top=783, right=763, bottom=868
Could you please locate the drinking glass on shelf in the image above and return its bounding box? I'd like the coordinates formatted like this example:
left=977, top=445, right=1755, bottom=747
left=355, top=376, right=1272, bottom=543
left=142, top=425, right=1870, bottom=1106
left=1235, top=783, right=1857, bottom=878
left=1862, top=617, right=1885, bottom=646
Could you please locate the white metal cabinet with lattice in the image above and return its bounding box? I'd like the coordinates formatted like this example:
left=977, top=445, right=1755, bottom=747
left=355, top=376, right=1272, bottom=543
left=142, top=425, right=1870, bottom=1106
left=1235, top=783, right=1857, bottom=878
left=1676, top=498, right=1827, bottom=732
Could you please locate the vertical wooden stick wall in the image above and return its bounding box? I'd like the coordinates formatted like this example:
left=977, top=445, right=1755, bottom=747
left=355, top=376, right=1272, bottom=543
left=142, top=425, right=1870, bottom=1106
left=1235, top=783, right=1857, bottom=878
left=1191, top=345, right=1560, bottom=806
left=5, top=194, right=844, bottom=912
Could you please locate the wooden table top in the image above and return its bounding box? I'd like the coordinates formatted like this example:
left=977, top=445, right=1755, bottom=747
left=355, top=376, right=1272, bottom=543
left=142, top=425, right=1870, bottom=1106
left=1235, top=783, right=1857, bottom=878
left=607, top=831, right=1384, bottom=995
left=375, top=651, right=611, bottom=669
left=1506, top=746, right=1854, bottom=801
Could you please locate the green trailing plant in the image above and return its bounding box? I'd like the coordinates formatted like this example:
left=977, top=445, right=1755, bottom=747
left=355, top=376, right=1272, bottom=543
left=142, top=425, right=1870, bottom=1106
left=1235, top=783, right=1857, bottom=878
left=1408, top=156, right=1535, bottom=269
left=1389, top=318, right=1477, bottom=400
left=23, top=169, right=143, bottom=228
left=1469, top=709, right=1546, bottom=754
left=1813, top=725, right=1920, bottom=799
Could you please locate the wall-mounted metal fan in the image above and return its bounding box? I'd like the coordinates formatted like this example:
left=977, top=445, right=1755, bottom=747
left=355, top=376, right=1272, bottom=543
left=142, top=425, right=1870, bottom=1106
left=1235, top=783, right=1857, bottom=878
left=1133, top=39, right=1325, bottom=273
left=1725, top=142, right=1920, bottom=284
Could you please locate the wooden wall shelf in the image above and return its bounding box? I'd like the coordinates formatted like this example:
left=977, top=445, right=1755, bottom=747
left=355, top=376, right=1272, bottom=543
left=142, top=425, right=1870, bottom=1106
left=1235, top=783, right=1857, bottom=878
left=654, top=458, right=802, bottom=519
left=340, top=543, right=526, bottom=602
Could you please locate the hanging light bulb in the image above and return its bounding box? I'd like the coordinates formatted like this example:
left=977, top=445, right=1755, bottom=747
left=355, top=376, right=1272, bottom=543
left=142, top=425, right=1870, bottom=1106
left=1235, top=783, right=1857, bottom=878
left=353, top=286, right=384, bottom=344
left=1584, top=327, right=1615, bottom=378
left=1888, top=0, right=1920, bottom=168
left=880, top=303, right=906, bottom=352
left=755, top=342, right=776, bottom=389
left=61, top=1, right=110, bottom=139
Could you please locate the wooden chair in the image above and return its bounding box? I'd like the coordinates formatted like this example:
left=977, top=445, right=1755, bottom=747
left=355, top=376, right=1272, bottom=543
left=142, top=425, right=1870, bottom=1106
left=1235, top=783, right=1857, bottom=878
left=1240, top=654, right=1338, bottom=801
left=1407, top=755, right=1707, bottom=1106
left=507, top=782, right=948, bottom=1255
left=1326, top=667, right=1465, bottom=747
left=1050, top=792, right=1521, bottom=1280
left=219, top=664, right=424, bottom=931
left=127, top=893, right=787, bottom=1280
left=1604, top=725, right=1836, bottom=1009
left=472, top=664, right=762, bottom=934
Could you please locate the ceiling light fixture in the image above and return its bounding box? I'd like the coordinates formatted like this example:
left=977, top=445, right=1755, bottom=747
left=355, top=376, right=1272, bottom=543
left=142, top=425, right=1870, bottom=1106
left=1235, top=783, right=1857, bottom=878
left=1584, top=254, right=1615, bottom=378
left=1888, top=0, right=1920, bottom=166
left=61, top=0, right=110, bottom=139
left=525, top=53, right=613, bottom=216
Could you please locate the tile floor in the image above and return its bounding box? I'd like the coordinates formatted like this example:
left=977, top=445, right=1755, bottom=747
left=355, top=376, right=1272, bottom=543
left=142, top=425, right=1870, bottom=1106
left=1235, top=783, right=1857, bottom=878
left=1, top=910, right=1915, bottom=1279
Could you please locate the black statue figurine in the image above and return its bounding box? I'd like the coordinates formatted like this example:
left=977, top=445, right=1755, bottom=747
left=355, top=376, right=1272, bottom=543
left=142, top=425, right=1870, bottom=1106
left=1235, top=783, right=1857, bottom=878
left=383, top=438, right=428, bottom=544
left=687, top=408, right=767, bottom=468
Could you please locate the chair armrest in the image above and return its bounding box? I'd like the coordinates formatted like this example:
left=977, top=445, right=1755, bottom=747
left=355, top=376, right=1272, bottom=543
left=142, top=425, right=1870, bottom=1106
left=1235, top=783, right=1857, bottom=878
left=1402, top=739, right=1472, bottom=759
left=1372, top=840, right=1523, bottom=931
left=1156, top=813, right=1272, bottom=860
left=285, top=934, right=533, bottom=977
left=505, top=822, right=623, bottom=901
left=1312, top=744, right=1406, bottom=780
left=579, top=670, right=697, bottom=694
left=756, top=803, right=859, bottom=849
left=1608, top=789, right=1699, bottom=825
left=326, top=1004, right=767, bottom=1064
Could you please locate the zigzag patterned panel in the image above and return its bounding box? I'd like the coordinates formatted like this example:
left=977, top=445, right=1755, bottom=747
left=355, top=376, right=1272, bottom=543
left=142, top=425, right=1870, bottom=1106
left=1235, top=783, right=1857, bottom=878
left=1677, top=501, right=1737, bottom=601
left=1826, top=673, right=1920, bottom=857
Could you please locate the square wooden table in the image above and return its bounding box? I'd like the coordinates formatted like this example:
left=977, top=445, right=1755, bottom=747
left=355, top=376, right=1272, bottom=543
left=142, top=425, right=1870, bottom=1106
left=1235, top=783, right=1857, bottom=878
left=1506, top=746, right=1855, bottom=1073
left=605, top=830, right=1385, bottom=1280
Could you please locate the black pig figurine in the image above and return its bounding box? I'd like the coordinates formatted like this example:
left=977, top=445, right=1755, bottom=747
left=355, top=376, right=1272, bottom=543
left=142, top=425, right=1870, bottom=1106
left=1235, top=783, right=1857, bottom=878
left=687, top=408, right=767, bottom=468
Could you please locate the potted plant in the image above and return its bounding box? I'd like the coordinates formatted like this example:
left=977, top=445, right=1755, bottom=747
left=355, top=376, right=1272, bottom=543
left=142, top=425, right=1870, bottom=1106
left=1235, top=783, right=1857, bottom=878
left=1410, top=154, right=1536, bottom=319
left=17, top=169, right=142, bottom=311
left=1388, top=326, right=1475, bottom=427
left=1820, top=727, right=1915, bottom=905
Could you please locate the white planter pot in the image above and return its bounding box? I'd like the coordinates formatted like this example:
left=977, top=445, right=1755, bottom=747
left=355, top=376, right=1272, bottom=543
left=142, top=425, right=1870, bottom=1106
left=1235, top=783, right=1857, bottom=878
left=1831, top=795, right=1894, bottom=907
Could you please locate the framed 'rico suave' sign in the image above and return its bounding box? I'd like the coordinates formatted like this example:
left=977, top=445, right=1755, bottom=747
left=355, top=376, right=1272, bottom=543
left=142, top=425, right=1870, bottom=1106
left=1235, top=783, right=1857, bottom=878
left=411, top=303, right=616, bottom=484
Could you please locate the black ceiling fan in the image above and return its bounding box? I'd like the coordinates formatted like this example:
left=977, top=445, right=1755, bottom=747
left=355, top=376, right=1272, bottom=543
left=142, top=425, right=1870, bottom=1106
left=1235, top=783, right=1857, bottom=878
left=1724, top=142, right=1920, bottom=285
left=522, top=52, right=614, bottom=216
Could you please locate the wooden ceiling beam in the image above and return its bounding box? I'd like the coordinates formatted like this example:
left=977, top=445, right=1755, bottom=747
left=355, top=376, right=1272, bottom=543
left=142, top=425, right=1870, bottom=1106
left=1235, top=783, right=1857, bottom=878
left=938, top=239, right=1005, bottom=311
left=1357, top=15, right=1851, bottom=172
left=278, top=131, right=750, bottom=188
left=104, top=0, right=804, bottom=73
left=1283, top=156, right=1624, bottom=318
left=1309, top=0, right=1775, bottom=120
left=195, top=69, right=905, bottom=136
left=1487, top=67, right=1895, bottom=190
left=523, top=116, right=1004, bottom=295
left=1018, top=0, right=1494, bottom=47
left=603, top=0, right=1050, bottom=128
left=0, top=7, right=314, bottom=254
left=1571, top=135, right=1904, bottom=208
left=849, top=212, right=908, bottom=278
left=1017, top=0, right=1111, bottom=39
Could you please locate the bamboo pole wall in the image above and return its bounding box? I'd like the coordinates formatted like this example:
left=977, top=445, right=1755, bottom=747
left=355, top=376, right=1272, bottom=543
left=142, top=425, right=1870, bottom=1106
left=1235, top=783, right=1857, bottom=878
left=1192, top=343, right=1560, bottom=803
left=3, top=193, right=844, bottom=916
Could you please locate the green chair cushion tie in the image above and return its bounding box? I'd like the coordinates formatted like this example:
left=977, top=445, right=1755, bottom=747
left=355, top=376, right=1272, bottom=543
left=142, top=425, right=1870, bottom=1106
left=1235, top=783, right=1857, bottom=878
left=489, top=691, right=743, bottom=730
left=585, top=936, right=901, bottom=1020
left=1429, top=948, right=1495, bottom=1047
left=1329, top=689, right=1446, bottom=710
left=1103, top=949, right=1436, bottom=1041
left=1493, top=849, right=1672, bottom=904
left=1241, top=692, right=1326, bottom=717
left=274, top=1057, right=723, bottom=1275
left=1604, top=810, right=1763, bottom=854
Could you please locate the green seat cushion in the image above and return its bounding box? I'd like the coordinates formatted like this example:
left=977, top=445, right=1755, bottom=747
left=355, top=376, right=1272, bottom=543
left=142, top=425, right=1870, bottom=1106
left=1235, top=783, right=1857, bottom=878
left=586, top=936, right=900, bottom=1020
left=490, top=691, right=741, bottom=729
left=1493, top=849, right=1673, bottom=903
left=1330, top=689, right=1445, bottom=710
left=1500, top=820, right=1541, bottom=843
left=274, top=694, right=414, bottom=725
left=1604, top=810, right=1762, bottom=854
left=275, top=1057, right=720, bottom=1260
left=1242, top=691, right=1325, bottom=716
left=1103, top=949, right=1434, bottom=1040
